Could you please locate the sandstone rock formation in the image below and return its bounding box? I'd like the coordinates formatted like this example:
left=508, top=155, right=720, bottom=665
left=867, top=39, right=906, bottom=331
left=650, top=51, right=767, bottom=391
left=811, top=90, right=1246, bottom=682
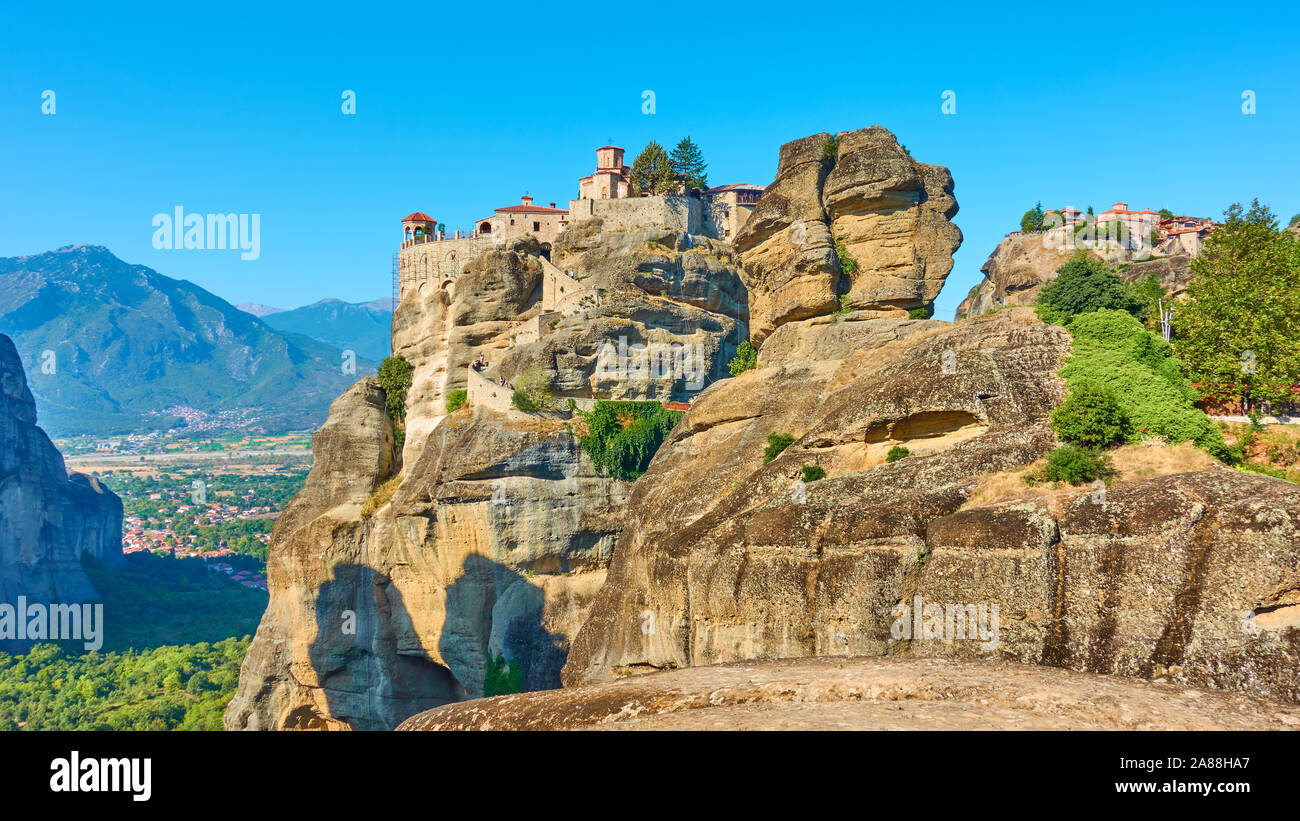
left=401, top=656, right=1300, bottom=731
left=496, top=222, right=747, bottom=403
left=561, top=308, right=1300, bottom=705
left=224, top=374, right=629, bottom=729
left=228, top=218, right=747, bottom=730
left=733, top=126, right=961, bottom=345
left=0, top=333, right=122, bottom=652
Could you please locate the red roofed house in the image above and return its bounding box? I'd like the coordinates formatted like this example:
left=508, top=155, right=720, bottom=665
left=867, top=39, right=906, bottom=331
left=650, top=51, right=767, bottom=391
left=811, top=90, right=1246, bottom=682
left=1095, top=202, right=1161, bottom=242
left=476, top=195, right=570, bottom=246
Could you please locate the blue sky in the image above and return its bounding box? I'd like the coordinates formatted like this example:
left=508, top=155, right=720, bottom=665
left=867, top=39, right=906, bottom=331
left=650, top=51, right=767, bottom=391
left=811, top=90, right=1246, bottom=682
left=2, top=1, right=1297, bottom=320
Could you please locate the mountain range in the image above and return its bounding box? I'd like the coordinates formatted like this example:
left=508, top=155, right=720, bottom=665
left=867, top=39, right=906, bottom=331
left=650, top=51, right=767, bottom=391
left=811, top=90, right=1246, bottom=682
left=0, top=245, right=374, bottom=436
left=249, top=298, right=393, bottom=362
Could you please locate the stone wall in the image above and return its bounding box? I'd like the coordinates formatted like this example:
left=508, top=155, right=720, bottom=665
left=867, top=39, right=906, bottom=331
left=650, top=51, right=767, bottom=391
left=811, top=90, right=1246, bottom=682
left=398, top=235, right=495, bottom=301
left=566, top=195, right=703, bottom=235
left=466, top=365, right=513, bottom=413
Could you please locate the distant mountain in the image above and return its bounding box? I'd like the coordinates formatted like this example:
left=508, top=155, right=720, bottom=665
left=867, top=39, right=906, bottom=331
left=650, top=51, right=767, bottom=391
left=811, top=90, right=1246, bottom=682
left=259, top=297, right=393, bottom=362
left=0, top=245, right=373, bottom=436
left=237, top=302, right=284, bottom=317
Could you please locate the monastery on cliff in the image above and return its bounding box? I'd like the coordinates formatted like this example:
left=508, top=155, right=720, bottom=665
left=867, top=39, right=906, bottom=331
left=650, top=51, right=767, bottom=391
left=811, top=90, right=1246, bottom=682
left=395, top=144, right=764, bottom=303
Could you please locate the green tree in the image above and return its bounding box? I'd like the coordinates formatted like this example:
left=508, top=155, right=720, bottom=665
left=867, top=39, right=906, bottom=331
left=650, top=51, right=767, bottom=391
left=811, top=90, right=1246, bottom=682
left=1036, top=252, right=1141, bottom=325
left=445, top=389, right=467, bottom=413
left=670, top=136, right=708, bottom=190
left=886, top=445, right=909, bottom=462
left=1173, top=200, right=1300, bottom=409
left=377, top=355, right=414, bottom=422
left=728, top=341, right=757, bottom=375
left=1159, top=208, right=1175, bottom=220
left=630, top=140, right=675, bottom=195
left=1020, top=201, right=1046, bottom=233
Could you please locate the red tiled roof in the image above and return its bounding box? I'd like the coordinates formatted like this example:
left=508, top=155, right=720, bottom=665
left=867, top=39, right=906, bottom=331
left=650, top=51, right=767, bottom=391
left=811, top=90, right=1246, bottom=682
left=402, top=212, right=434, bottom=222
left=495, top=204, right=568, bottom=214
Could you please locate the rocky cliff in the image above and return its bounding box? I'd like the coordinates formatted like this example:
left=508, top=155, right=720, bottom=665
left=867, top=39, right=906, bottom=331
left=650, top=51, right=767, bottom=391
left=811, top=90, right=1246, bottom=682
left=0, top=333, right=122, bottom=652
left=233, top=126, right=1300, bottom=730
left=956, top=233, right=1194, bottom=320
left=560, top=306, right=1300, bottom=703
left=227, top=217, right=747, bottom=729
left=732, top=127, right=961, bottom=345
left=403, top=656, right=1300, bottom=730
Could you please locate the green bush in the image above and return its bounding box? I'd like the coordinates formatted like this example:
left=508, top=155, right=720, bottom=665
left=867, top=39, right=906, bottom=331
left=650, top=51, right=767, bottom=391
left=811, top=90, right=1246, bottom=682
left=445, top=389, right=467, bottom=413
left=1059, top=309, right=1227, bottom=458
left=1049, top=382, right=1131, bottom=448
left=728, top=341, right=758, bottom=375
left=482, top=652, right=524, bottom=697
left=834, top=240, right=858, bottom=276
left=511, top=390, right=540, bottom=411
left=1035, top=253, right=1141, bottom=325
left=1041, top=445, right=1113, bottom=484
left=377, top=355, right=414, bottom=422
left=886, top=445, right=909, bottom=462
left=512, top=366, right=555, bottom=411
left=763, top=433, right=795, bottom=464
left=575, top=400, right=683, bottom=481
left=801, top=465, right=825, bottom=482
left=908, top=307, right=932, bottom=320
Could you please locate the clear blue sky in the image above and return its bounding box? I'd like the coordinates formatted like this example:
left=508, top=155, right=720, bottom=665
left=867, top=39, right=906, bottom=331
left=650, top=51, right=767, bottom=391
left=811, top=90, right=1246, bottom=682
left=2, top=1, right=1296, bottom=320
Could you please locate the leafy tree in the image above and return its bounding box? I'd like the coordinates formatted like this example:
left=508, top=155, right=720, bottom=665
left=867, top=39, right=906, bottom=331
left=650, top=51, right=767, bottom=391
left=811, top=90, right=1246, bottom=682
left=1289, top=213, right=1300, bottom=228
left=763, top=433, right=795, bottom=464
left=1173, top=200, right=1300, bottom=410
left=1020, top=201, right=1046, bottom=233
left=445, top=389, right=467, bottom=413
left=886, top=445, right=909, bottom=462
left=630, top=140, right=675, bottom=195
left=1159, top=208, right=1175, bottom=220
left=728, top=341, right=757, bottom=375
left=377, top=355, right=414, bottom=422
left=575, top=401, right=683, bottom=480
left=1127, top=274, right=1166, bottom=327
left=1036, top=252, right=1141, bottom=325
left=801, top=465, right=825, bottom=482
left=670, top=136, right=708, bottom=190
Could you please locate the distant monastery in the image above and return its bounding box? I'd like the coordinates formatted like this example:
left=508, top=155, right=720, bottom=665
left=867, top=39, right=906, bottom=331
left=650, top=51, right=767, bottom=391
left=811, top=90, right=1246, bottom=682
left=395, top=144, right=764, bottom=303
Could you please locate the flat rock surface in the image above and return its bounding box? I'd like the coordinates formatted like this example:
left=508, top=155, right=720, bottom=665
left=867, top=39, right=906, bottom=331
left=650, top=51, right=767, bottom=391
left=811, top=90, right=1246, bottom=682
left=399, top=656, right=1300, bottom=731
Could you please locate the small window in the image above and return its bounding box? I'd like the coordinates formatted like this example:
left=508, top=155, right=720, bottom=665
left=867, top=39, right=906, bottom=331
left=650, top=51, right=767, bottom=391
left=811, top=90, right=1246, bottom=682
left=533, top=222, right=540, bottom=232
